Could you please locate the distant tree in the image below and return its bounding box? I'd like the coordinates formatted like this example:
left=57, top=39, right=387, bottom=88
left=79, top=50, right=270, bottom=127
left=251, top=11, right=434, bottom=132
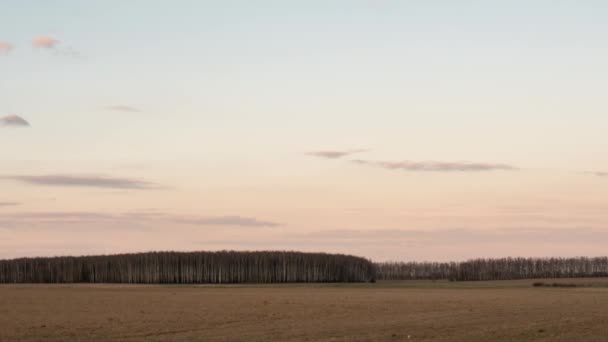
left=0, top=251, right=376, bottom=284
left=375, top=257, right=608, bottom=281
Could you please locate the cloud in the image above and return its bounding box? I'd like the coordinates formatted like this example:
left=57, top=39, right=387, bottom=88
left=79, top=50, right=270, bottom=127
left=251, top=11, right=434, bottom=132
left=185, top=227, right=608, bottom=262
left=31, top=36, right=83, bottom=59
left=4, top=212, right=113, bottom=221
left=0, top=41, right=13, bottom=55
left=590, top=172, right=608, bottom=177
left=1, top=115, right=30, bottom=127
left=32, top=36, right=59, bottom=49
left=307, top=151, right=516, bottom=172
left=300, top=228, right=608, bottom=245
left=352, top=159, right=517, bottom=172
left=306, top=149, right=367, bottom=159
left=170, top=215, right=280, bottom=227
left=0, top=211, right=279, bottom=228
left=0, top=202, right=19, bottom=207
left=1, top=174, right=158, bottom=190
left=121, top=211, right=280, bottom=227
left=106, top=105, right=140, bottom=112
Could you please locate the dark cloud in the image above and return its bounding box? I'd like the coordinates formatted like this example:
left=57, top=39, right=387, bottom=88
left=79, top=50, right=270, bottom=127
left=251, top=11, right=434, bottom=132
left=2, top=175, right=157, bottom=190
left=352, top=159, right=517, bottom=172
left=1, top=115, right=30, bottom=127
left=306, top=149, right=367, bottom=159
left=106, top=105, right=140, bottom=112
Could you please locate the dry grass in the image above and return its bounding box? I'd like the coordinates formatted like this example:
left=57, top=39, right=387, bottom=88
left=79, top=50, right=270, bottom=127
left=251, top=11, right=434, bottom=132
left=1, top=279, right=608, bottom=341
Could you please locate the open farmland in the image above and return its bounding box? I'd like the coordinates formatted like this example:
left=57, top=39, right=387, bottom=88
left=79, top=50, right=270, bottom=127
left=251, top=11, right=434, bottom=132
left=2, top=279, right=608, bottom=341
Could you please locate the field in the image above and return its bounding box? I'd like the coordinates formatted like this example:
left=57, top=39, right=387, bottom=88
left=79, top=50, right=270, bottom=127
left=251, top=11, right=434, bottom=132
left=1, top=279, right=608, bottom=341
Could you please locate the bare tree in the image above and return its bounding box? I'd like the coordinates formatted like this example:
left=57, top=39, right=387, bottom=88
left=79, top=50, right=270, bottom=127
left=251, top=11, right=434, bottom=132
left=375, top=257, right=608, bottom=281
left=0, top=251, right=376, bottom=284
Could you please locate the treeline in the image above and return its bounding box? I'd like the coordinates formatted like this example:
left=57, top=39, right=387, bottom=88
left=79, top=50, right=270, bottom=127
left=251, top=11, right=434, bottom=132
left=0, top=251, right=375, bottom=284
left=5, top=252, right=606, bottom=283
left=375, top=257, right=608, bottom=281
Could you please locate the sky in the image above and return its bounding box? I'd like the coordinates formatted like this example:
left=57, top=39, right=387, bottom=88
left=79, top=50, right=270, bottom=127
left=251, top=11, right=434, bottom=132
left=2, top=0, right=608, bottom=261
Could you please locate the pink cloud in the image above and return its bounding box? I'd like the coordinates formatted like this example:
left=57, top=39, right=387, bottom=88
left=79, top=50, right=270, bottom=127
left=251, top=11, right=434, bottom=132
left=32, top=36, right=59, bottom=49
left=0, top=41, right=13, bottom=55
left=1, top=115, right=30, bottom=127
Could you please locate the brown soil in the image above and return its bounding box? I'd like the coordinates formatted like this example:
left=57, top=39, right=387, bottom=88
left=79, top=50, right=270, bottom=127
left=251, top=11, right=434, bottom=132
left=1, top=279, right=608, bottom=341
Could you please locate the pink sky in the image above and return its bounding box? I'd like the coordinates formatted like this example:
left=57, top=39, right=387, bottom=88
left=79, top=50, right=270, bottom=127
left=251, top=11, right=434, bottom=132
left=2, top=1, right=608, bottom=261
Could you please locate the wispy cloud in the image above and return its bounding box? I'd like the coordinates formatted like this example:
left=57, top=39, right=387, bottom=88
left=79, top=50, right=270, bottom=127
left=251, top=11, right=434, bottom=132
left=106, top=105, right=140, bottom=112
left=589, top=172, right=608, bottom=177
left=307, top=150, right=515, bottom=172
left=1, top=115, right=30, bottom=127
left=306, top=149, right=367, bottom=159
left=352, top=159, right=517, bottom=172
left=170, top=215, right=279, bottom=227
left=31, top=36, right=84, bottom=59
left=299, top=227, right=608, bottom=245
left=1, top=174, right=158, bottom=190
left=0, top=211, right=279, bottom=228
left=0, top=202, right=19, bottom=207
left=32, top=36, right=59, bottom=49
left=0, top=41, right=13, bottom=55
